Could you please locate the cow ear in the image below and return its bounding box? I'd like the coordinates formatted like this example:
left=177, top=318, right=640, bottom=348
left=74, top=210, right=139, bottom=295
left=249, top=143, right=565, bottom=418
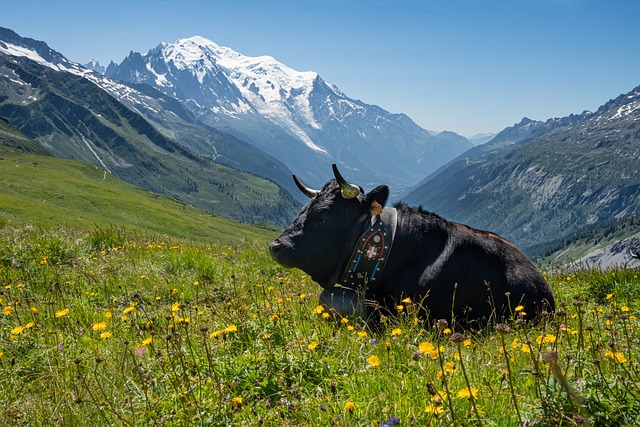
left=363, top=185, right=389, bottom=216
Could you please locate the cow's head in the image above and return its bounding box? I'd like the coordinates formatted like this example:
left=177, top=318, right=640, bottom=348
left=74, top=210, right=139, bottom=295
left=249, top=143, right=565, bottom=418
left=269, top=164, right=389, bottom=289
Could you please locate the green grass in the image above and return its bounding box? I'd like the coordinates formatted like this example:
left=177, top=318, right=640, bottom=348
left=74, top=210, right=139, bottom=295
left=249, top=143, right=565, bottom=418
left=1, top=222, right=639, bottom=426
left=0, top=150, right=277, bottom=244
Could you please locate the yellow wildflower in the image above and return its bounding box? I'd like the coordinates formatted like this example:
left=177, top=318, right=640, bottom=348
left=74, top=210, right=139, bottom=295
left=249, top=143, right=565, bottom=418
left=425, top=403, right=444, bottom=415
left=344, top=401, right=355, bottom=412
left=313, top=305, right=325, bottom=314
left=621, top=306, right=630, bottom=312
left=55, top=309, right=69, bottom=318
left=92, top=322, right=107, bottom=331
left=391, top=328, right=402, bottom=336
left=3, top=306, right=13, bottom=316
left=401, top=297, right=411, bottom=303
left=605, top=350, right=627, bottom=363
left=139, top=336, right=153, bottom=347
left=357, top=331, right=368, bottom=339
left=224, top=325, right=237, bottom=333
left=367, top=355, right=381, bottom=367
left=457, top=387, right=478, bottom=400
left=100, top=331, right=111, bottom=339
left=231, top=396, right=243, bottom=406
left=11, top=325, right=24, bottom=335
left=308, top=341, right=318, bottom=351
left=419, top=341, right=435, bottom=354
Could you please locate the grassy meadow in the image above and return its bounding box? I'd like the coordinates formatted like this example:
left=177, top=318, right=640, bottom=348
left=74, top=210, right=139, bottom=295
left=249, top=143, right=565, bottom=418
left=0, top=150, right=278, bottom=244
left=1, top=222, right=640, bottom=426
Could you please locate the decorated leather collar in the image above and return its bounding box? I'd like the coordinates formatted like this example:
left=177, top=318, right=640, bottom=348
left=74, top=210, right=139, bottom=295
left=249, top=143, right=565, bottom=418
left=338, top=206, right=397, bottom=291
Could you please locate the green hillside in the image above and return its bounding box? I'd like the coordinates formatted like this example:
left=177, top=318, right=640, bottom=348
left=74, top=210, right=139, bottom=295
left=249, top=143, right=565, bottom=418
left=0, top=148, right=278, bottom=245
left=0, top=116, right=50, bottom=155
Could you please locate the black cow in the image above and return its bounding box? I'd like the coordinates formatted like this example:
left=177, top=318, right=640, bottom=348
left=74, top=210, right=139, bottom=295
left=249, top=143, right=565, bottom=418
left=269, top=165, right=555, bottom=324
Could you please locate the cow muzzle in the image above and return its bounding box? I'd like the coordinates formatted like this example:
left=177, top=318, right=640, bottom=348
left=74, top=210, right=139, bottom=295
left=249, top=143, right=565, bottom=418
left=269, top=238, right=293, bottom=267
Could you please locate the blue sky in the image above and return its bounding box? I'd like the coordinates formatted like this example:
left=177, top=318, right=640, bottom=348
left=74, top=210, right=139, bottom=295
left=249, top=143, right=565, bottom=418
left=2, top=0, right=639, bottom=136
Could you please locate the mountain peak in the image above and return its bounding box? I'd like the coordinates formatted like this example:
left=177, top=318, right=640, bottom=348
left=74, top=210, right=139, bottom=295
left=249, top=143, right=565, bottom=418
left=164, top=36, right=318, bottom=84
left=100, top=32, right=473, bottom=189
left=84, top=59, right=105, bottom=74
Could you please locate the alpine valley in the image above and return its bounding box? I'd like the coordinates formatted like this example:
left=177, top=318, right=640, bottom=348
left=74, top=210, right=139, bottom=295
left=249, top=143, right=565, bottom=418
left=404, top=87, right=640, bottom=265
left=0, top=26, right=472, bottom=226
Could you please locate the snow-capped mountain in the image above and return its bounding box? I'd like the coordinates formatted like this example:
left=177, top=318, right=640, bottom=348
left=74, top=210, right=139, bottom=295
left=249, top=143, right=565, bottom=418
left=105, top=36, right=472, bottom=190
left=84, top=59, right=105, bottom=74
left=0, top=27, right=301, bottom=199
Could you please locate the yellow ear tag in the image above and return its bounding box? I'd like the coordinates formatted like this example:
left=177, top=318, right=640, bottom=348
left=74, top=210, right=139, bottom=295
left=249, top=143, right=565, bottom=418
left=370, top=200, right=383, bottom=216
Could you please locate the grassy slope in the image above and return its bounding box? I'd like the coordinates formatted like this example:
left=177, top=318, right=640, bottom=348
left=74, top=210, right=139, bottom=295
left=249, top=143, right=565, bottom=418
left=0, top=149, right=278, bottom=245
left=0, top=223, right=639, bottom=426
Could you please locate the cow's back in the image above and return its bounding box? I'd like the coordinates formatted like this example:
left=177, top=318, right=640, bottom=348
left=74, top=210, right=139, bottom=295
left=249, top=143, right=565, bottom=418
left=374, top=205, right=555, bottom=322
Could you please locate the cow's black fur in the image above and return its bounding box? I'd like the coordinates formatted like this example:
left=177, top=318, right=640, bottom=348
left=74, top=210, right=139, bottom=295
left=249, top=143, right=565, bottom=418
left=270, top=178, right=555, bottom=323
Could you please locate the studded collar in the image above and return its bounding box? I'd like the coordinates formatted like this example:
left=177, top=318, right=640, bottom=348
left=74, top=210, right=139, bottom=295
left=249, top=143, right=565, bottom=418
left=337, top=207, right=397, bottom=291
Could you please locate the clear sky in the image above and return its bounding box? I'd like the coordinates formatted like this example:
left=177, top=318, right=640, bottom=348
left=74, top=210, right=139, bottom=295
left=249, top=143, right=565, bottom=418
left=2, top=0, right=639, bottom=136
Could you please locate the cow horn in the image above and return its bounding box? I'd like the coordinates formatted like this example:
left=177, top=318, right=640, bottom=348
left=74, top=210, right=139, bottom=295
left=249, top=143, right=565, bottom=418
left=332, top=164, right=361, bottom=199
left=292, top=174, right=319, bottom=198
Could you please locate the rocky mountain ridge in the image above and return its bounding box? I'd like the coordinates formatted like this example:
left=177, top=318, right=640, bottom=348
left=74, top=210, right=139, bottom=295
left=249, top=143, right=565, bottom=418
left=404, top=85, right=640, bottom=250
